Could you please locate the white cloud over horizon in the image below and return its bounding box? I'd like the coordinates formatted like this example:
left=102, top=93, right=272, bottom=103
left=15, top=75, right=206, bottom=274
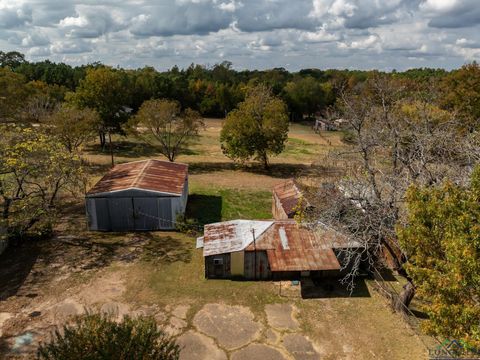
left=0, top=0, right=479, bottom=71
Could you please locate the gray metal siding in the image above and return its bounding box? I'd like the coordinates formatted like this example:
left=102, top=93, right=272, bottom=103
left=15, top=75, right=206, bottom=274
left=133, top=198, right=159, bottom=230
left=158, top=198, right=173, bottom=229
left=108, top=198, right=134, bottom=231
left=94, top=198, right=111, bottom=231
left=86, top=183, right=188, bottom=231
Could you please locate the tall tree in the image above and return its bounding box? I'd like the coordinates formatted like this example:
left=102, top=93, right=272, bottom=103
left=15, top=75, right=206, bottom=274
left=127, top=99, right=203, bottom=162
left=0, top=51, right=26, bottom=68
left=68, top=67, right=128, bottom=148
left=0, top=126, right=85, bottom=238
left=398, top=168, right=480, bottom=348
left=220, top=85, right=289, bottom=169
left=440, top=62, right=480, bottom=131
left=283, top=76, right=329, bottom=119
left=44, top=104, right=100, bottom=152
left=0, top=68, right=30, bottom=123
left=306, top=74, right=477, bottom=311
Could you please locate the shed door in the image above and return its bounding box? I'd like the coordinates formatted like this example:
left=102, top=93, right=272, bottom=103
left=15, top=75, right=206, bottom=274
left=133, top=198, right=159, bottom=230
left=108, top=198, right=134, bottom=231
left=94, top=198, right=111, bottom=231
left=158, top=198, right=173, bottom=229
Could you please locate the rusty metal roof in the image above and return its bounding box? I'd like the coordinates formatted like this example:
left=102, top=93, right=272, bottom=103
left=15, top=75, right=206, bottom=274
left=245, top=220, right=341, bottom=271
left=87, top=159, right=188, bottom=196
left=199, top=218, right=349, bottom=271
left=273, top=179, right=303, bottom=217
left=201, top=220, right=273, bottom=257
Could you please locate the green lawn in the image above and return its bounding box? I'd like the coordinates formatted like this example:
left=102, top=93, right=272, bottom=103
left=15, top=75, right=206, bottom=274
left=186, top=185, right=272, bottom=224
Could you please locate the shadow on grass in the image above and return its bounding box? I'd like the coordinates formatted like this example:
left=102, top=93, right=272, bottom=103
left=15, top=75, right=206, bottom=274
left=301, top=277, right=371, bottom=299
left=142, top=234, right=192, bottom=264
left=185, top=194, right=222, bottom=225
left=189, top=162, right=320, bottom=179
left=0, top=243, right=39, bottom=301
left=85, top=140, right=159, bottom=158
left=410, top=309, right=429, bottom=320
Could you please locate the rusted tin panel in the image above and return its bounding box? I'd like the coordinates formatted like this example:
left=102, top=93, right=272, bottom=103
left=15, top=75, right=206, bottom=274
left=202, top=220, right=274, bottom=257
left=246, top=220, right=341, bottom=271
left=87, top=159, right=188, bottom=196
left=272, top=179, right=302, bottom=219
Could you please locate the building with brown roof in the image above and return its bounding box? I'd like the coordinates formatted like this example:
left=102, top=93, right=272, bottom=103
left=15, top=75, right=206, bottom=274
left=272, top=179, right=304, bottom=220
left=197, top=219, right=356, bottom=280
left=85, top=159, right=188, bottom=231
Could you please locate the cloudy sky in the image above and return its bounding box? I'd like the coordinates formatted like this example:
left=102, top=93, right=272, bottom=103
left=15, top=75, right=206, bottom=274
left=1, top=0, right=479, bottom=71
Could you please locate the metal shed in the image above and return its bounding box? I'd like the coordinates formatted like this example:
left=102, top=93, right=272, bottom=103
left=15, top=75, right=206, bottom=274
left=85, top=159, right=188, bottom=231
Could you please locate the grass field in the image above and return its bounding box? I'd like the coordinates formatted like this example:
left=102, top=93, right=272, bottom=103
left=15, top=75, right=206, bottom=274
left=0, top=119, right=430, bottom=359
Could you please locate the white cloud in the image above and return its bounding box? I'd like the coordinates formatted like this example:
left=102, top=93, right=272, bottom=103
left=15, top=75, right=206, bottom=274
left=0, top=0, right=478, bottom=70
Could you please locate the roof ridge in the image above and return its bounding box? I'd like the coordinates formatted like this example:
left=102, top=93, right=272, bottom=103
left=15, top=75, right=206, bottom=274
left=132, top=159, right=151, bottom=188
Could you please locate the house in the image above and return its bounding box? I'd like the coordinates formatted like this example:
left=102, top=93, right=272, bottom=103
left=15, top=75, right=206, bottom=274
left=197, top=219, right=355, bottom=280
left=313, top=117, right=347, bottom=132
left=85, top=159, right=188, bottom=231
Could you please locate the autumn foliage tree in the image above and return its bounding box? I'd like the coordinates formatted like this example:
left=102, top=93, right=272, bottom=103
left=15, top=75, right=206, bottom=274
left=398, top=168, right=480, bottom=348
left=128, top=99, right=204, bottom=162
left=220, top=85, right=289, bottom=169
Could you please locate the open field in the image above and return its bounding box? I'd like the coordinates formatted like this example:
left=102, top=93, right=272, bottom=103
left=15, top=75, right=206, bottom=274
left=0, top=119, right=429, bottom=359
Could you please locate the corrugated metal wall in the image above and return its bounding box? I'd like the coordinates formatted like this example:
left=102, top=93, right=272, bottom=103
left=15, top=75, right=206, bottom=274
left=244, top=251, right=271, bottom=280
left=86, top=188, right=187, bottom=231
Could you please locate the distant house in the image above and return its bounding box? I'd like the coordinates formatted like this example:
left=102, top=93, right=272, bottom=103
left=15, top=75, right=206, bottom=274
left=313, top=116, right=347, bottom=132
left=85, top=159, right=188, bottom=231
left=197, top=219, right=356, bottom=280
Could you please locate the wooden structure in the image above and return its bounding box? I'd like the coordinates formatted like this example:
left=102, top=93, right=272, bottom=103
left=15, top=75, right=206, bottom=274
left=197, top=219, right=356, bottom=280
left=272, top=179, right=304, bottom=220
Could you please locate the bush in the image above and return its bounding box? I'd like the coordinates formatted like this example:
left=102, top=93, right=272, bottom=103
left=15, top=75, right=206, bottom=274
left=37, top=313, right=180, bottom=360
left=175, top=213, right=200, bottom=236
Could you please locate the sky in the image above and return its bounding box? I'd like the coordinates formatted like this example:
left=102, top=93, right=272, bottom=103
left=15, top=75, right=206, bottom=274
left=1, top=0, right=480, bottom=71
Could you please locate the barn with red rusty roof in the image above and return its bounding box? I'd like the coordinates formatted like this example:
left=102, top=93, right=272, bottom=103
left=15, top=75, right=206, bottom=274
left=85, top=159, right=188, bottom=231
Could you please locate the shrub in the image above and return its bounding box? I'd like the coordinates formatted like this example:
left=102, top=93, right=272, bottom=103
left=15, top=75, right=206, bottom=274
left=37, top=313, right=180, bottom=360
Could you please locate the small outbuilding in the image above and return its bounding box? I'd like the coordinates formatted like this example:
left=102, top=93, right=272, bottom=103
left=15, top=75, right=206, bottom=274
left=85, top=159, right=188, bottom=231
left=197, top=219, right=354, bottom=280
left=272, top=179, right=310, bottom=220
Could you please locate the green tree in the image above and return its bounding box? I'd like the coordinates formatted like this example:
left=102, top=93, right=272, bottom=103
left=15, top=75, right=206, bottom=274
left=220, top=85, right=289, bottom=169
left=37, top=313, right=180, bottom=360
left=68, top=67, right=128, bottom=148
left=440, top=62, right=480, bottom=131
left=283, top=76, right=329, bottom=120
left=127, top=99, right=203, bottom=162
left=0, top=50, right=26, bottom=68
left=0, top=68, right=30, bottom=122
left=398, top=168, right=480, bottom=348
left=0, top=126, right=85, bottom=238
left=45, top=104, right=100, bottom=152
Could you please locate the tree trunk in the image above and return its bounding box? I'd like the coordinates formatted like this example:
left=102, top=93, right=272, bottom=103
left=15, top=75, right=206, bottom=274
left=260, top=152, right=269, bottom=170
left=394, top=281, right=415, bottom=314
left=99, top=131, right=106, bottom=149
